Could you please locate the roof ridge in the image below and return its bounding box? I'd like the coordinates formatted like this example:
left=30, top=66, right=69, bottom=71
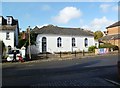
left=106, top=21, right=120, bottom=29
left=32, top=25, right=94, bottom=36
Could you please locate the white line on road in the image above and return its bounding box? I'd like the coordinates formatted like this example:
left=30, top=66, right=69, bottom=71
left=104, top=78, right=120, bottom=86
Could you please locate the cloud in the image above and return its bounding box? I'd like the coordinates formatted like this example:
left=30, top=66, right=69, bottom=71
left=82, top=16, right=114, bottom=32
left=100, top=4, right=111, bottom=12
left=100, top=3, right=119, bottom=12
left=53, top=7, right=82, bottom=24
left=112, top=5, right=120, bottom=12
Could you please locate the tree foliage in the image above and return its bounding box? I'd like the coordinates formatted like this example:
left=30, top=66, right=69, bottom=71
left=88, top=46, right=97, bottom=52
left=0, top=41, right=6, bottom=55
left=18, top=30, right=37, bottom=48
left=99, top=43, right=119, bottom=51
left=94, top=31, right=103, bottom=40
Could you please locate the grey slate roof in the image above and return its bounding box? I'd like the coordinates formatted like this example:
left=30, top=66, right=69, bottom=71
left=32, top=25, right=94, bottom=36
left=106, top=21, right=120, bottom=29
left=0, top=25, right=17, bottom=30
left=99, top=34, right=120, bottom=41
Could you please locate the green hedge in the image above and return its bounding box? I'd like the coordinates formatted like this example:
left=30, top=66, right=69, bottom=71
left=99, top=43, right=119, bottom=51
left=88, top=46, right=97, bottom=52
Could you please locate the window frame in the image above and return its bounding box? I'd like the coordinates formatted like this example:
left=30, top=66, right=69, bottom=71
left=57, top=37, right=62, bottom=47
left=6, top=32, right=10, bottom=40
left=72, top=38, right=76, bottom=47
left=85, top=38, right=88, bottom=47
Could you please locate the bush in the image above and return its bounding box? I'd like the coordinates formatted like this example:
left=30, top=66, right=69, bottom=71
left=0, top=41, right=6, bottom=57
left=99, top=43, right=119, bottom=51
left=112, top=45, right=119, bottom=51
left=88, top=46, right=97, bottom=52
left=99, top=43, right=112, bottom=48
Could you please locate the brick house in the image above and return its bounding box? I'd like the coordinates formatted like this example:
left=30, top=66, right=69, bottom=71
left=100, top=21, right=120, bottom=49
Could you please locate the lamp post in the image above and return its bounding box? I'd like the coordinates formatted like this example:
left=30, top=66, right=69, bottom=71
left=28, top=26, right=31, bottom=60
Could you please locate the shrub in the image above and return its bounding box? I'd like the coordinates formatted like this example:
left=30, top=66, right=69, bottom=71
left=99, top=43, right=119, bottom=51
left=88, top=46, right=97, bottom=52
left=0, top=41, right=7, bottom=59
left=99, top=43, right=112, bottom=48
left=112, top=45, right=119, bottom=51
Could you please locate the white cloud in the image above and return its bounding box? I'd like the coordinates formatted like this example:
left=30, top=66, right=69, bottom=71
left=82, top=16, right=114, bottom=32
left=100, top=3, right=119, bottom=12
left=53, top=7, right=82, bottom=24
left=112, top=5, right=120, bottom=12
left=100, top=4, right=111, bottom=12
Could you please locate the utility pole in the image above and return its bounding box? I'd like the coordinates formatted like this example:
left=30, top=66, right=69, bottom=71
left=28, top=26, right=31, bottom=59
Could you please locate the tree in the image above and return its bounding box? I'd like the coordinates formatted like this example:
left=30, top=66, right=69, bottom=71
left=18, top=30, right=37, bottom=48
left=18, top=28, right=37, bottom=60
left=94, top=31, right=103, bottom=40
left=0, top=41, right=6, bottom=58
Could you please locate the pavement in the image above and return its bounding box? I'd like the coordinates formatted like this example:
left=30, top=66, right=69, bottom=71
left=2, top=51, right=119, bottom=66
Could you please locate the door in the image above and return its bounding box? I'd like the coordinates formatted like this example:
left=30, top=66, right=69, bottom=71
left=42, top=37, right=47, bottom=53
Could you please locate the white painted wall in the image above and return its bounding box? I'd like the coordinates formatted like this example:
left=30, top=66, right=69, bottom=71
left=35, top=34, right=95, bottom=54
left=0, top=30, right=14, bottom=49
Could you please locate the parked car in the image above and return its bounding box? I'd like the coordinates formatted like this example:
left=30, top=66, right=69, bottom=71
left=7, top=49, right=22, bottom=61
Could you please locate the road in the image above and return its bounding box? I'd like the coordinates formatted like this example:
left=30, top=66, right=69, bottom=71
left=2, top=54, right=120, bottom=87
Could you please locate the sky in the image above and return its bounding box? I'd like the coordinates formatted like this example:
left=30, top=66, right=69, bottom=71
left=1, top=1, right=119, bottom=32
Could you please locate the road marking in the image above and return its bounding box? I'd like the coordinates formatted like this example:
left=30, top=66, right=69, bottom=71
left=104, top=78, right=120, bottom=86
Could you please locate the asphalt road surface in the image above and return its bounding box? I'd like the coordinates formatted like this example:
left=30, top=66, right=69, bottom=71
left=2, top=54, right=120, bottom=87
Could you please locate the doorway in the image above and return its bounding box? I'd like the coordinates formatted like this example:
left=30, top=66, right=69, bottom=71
left=42, top=37, right=47, bottom=53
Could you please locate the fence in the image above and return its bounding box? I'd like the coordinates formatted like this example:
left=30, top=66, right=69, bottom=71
left=31, top=51, right=95, bottom=60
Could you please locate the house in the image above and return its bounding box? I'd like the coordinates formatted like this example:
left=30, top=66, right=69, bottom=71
left=32, top=25, right=96, bottom=54
left=100, top=21, right=120, bottom=49
left=0, top=16, right=20, bottom=51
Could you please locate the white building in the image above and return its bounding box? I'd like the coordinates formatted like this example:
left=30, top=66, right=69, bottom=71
left=32, top=25, right=96, bottom=54
left=0, top=16, right=19, bottom=50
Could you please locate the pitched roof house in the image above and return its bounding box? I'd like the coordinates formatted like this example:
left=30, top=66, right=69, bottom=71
left=31, top=25, right=96, bottom=54
left=100, top=21, right=120, bottom=49
left=0, top=16, right=20, bottom=50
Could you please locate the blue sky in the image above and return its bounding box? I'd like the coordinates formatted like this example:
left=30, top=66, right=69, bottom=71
left=2, top=1, right=119, bottom=32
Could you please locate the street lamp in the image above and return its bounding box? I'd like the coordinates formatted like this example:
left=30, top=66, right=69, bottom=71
left=28, top=26, right=31, bottom=60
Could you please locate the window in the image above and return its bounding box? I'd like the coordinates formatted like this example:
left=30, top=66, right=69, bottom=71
left=42, top=37, right=47, bottom=53
left=6, top=32, right=10, bottom=40
left=72, top=38, right=76, bottom=47
left=7, top=17, right=12, bottom=25
left=57, top=37, right=62, bottom=47
left=85, top=38, right=88, bottom=47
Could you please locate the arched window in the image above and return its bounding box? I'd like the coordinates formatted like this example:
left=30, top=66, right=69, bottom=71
left=8, top=45, right=12, bottom=53
left=85, top=38, right=88, bottom=47
left=42, top=37, right=47, bottom=53
left=57, top=37, right=62, bottom=47
left=42, top=37, right=46, bottom=43
left=72, top=38, right=76, bottom=47
left=6, top=32, right=10, bottom=40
